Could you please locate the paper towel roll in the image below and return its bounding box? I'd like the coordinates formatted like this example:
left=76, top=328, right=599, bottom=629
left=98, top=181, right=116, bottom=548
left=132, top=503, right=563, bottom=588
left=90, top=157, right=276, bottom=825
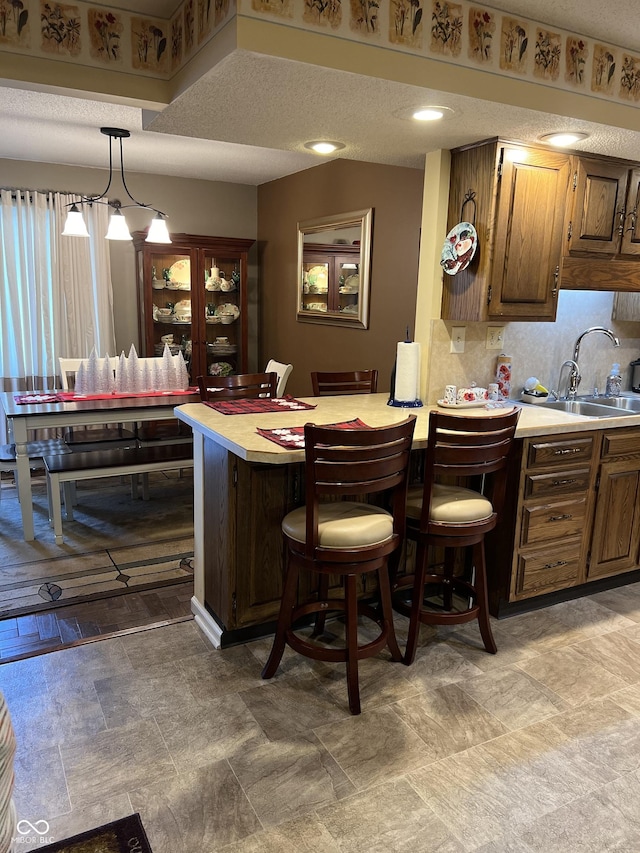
left=394, top=341, right=420, bottom=403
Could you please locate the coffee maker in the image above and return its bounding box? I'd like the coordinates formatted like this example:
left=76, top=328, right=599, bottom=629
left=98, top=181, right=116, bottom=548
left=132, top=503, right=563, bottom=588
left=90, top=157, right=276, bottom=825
left=630, top=358, right=640, bottom=392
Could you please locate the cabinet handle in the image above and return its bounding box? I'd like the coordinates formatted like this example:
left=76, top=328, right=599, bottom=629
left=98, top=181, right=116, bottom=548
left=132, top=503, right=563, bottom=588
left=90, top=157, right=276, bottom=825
left=549, top=513, right=572, bottom=522
left=617, top=207, right=627, bottom=236
left=554, top=447, right=581, bottom=455
left=551, top=478, right=578, bottom=487
left=543, top=560, right=569, bottom=570
left=552, top=265, right=559, bottom=298
left=626, top=208, right=638, bottom=234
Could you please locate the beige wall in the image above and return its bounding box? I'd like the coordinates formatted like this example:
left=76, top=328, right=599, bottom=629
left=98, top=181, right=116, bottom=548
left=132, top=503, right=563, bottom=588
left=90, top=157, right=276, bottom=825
left=257, top=159, right=424, bottom=397
left=0, top=159, right=257, bottom=361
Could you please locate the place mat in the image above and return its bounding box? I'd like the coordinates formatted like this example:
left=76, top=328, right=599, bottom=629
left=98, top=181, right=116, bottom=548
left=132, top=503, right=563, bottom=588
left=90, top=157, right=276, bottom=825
left=204, top=395, right=316, bottom=415
left=14, top=388, right=197, bottom=405
left=257, top=417, right=371, bottom=448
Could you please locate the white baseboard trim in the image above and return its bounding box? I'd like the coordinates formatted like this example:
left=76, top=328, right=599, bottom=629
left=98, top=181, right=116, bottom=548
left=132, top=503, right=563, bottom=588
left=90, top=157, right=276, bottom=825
left=191, top=596, right=223, bottom=649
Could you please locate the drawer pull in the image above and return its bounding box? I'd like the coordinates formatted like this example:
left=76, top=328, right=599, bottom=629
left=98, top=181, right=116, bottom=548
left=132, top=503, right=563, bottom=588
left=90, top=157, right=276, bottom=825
left=554, top=448, right=581, bottom=455
left=551, top=478, right=578, bottom=487
left=549, top=513, right=572, bottom=522
left=543, top=560, right=569, bottom=570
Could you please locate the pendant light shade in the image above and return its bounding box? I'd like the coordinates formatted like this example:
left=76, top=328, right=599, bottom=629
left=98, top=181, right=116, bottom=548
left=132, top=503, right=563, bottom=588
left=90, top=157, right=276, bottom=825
left=62, top=204, right=90, bottom=237
left=146, top=214, right=171, bottom=243
left=105, top=209, right=133, bottom=241
left=63, top=127, right=171, bottom=243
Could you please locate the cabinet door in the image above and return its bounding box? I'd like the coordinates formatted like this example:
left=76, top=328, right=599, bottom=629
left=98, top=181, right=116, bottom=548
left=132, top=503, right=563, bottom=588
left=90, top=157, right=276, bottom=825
left=567, top=157, right=629, bottom=255
left=589, top=456, right=640, bottom=579
left=490, top=147, right=570, bottom=320
left=620, top=168, right=640, bottom=256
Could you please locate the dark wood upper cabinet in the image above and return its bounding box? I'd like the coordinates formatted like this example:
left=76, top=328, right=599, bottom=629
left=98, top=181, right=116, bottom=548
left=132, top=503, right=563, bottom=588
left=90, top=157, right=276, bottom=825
left=566, top=157, right=640, bottom=257
left=442, top=138, right=570, bottom=322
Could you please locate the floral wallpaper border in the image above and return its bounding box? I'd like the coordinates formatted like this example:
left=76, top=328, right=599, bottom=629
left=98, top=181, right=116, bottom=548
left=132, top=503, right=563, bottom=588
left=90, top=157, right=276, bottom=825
left=0, top=0, right=233, bottom=79
left=242, top=0, right=640, bottom=106
left=0, top=0, right=638, bottom=109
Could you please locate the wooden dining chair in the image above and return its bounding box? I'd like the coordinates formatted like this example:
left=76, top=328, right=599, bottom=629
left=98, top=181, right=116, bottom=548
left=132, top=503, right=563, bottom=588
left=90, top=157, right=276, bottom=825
left=262, top=416, right=416, bottom=715
left=393, top=408, right=520, bottom=665
left=197, top=371, right=278, bottom=402
left=264, top=359, right=293, bottom=397
left=311, top=369, right=378, bottom=396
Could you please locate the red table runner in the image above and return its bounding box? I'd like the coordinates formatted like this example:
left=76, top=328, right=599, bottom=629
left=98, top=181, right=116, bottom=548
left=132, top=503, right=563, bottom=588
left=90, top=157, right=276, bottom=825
left=14, top=389, right=198, bottom=405
left=204, top=396, right=316, bottom=415
left=257, top=418, right=371, bottom=448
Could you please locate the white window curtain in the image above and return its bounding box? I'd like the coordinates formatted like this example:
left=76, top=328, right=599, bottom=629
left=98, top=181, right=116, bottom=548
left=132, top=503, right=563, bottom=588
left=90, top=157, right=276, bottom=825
left=0, top=189, right=116, bottom=390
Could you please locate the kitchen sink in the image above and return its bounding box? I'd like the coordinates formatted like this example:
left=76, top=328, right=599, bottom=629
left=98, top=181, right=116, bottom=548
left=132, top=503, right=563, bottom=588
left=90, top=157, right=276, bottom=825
left=542, top=400, right=630, bottom=418
left=577, top=395, right=640, bottom=412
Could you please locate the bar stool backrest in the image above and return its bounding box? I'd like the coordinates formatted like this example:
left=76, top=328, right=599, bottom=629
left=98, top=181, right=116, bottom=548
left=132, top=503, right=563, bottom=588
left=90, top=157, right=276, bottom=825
left=419, top=408, right=521, bottom=531
left=311, top=369, right=378, bottom=396
left=303, top=416, right=416, bottom=559
left=197, top=372, right=278, bottom=402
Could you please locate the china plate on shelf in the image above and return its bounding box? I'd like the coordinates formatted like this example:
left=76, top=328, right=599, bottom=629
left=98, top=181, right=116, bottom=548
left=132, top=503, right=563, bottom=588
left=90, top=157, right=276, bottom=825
left=209, top=361, right=234, bottom=376
left=215, top=303, right=240, bottom=319
left=437, top=399, right=489, bottom=409
left=168, top=259, right=191, bottom=286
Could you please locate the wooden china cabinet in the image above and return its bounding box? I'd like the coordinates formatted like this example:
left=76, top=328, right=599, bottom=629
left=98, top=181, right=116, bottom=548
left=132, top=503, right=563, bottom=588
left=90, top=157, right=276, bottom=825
left=133, top=232, right=255, bottom=383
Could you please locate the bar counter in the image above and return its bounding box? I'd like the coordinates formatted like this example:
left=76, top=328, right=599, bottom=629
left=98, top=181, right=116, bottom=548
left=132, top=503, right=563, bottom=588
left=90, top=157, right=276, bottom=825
left=175, top=393, right=640, bottom=648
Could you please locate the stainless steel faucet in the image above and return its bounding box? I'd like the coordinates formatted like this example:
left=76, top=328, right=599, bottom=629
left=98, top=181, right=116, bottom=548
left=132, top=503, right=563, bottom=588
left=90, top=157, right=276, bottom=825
left=565, top=326, right=620, bottom=399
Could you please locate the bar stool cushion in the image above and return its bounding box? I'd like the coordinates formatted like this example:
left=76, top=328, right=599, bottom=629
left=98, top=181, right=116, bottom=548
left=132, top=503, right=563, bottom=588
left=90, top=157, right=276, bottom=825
left=406, top=483, right=493, bottom=523
left=283, top=502, right=393, bottom=548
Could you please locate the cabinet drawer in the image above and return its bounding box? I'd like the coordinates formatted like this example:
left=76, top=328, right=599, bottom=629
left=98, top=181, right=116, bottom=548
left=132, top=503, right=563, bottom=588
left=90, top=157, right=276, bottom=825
left=601, top=430, right=640, bottom=459
left=520, top=496, right=587, bottom=547
left=527, top=436, right=593, bottom=469
left=514, top=546, right=581, bottom=597
left=524, top=467, right=591, bottom=499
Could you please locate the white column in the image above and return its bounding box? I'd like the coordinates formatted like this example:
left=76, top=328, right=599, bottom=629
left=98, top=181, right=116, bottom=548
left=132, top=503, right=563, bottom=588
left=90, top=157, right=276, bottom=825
left=414, top=149, right=451, bottom=403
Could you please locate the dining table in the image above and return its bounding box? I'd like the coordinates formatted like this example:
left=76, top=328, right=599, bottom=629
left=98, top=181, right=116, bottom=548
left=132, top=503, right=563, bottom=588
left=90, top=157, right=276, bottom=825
left=0, top=390, right=200, bottom=541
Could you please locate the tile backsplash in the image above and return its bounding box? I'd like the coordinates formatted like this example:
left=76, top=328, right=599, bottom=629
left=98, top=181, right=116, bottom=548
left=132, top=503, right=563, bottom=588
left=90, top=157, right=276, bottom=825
left=427, top=290, right=640, bottom=403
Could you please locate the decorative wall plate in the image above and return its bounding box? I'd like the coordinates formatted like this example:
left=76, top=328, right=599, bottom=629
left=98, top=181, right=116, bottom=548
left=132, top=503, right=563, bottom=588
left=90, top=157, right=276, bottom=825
left=440, top=222, right=477, bottom=276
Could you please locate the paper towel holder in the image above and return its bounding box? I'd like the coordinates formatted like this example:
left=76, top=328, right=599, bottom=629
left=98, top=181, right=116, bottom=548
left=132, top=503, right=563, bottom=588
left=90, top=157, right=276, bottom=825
left=388, top=330, right=423, bottom=408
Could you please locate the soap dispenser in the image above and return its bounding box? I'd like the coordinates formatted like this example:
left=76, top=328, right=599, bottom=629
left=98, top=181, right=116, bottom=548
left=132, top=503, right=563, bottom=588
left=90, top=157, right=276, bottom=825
left=606, top=363, right=622, bottom=397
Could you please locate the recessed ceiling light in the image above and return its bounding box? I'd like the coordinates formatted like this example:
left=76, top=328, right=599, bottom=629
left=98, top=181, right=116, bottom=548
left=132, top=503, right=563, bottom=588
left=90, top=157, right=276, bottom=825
left=539, top=131, right=589, bottom=147
left=304, top=140, right=345, bottom=155
left=412, top=106, right=451, bottom=121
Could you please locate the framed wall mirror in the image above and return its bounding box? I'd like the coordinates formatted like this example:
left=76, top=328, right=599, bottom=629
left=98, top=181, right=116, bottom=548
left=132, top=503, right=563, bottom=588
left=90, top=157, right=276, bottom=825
left=297, top=208, right=373, bottom=329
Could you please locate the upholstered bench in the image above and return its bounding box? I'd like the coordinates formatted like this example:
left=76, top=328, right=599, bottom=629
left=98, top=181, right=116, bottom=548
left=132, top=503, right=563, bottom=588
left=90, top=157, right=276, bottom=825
left=43, top=444, right=193, bottom=544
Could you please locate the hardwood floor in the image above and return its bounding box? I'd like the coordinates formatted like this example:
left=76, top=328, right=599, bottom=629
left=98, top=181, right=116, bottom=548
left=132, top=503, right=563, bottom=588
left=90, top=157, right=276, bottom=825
left=0, top=579, right=194, bottom=662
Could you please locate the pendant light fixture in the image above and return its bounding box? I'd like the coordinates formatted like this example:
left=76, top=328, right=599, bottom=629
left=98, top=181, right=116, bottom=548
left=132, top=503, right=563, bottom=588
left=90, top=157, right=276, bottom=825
left=62, top=127, right=171, bottom=243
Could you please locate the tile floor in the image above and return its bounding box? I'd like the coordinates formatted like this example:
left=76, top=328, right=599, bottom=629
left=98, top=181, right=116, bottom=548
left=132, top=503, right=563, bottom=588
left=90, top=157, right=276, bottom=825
left=5, top=585, right=640, bottom=851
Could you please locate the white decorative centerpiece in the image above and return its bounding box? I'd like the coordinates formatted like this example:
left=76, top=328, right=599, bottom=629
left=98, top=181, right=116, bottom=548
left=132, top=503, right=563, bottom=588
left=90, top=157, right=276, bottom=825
left=74, top=344, right=190, bottom=395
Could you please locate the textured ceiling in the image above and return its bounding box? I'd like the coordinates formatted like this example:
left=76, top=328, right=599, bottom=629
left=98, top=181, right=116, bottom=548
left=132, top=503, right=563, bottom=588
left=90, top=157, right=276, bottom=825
left=4, top=1, right=640, bottom=185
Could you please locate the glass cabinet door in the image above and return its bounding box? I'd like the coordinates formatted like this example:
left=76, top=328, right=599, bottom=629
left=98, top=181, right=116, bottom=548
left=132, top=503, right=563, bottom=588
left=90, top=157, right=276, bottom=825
left=148, top=250, right=193, bottom=372
left=203, top=253, right=242, bottom=380
left=300, top=258, right=329, bottom=315
left=337, top=259, right=360, bottom=318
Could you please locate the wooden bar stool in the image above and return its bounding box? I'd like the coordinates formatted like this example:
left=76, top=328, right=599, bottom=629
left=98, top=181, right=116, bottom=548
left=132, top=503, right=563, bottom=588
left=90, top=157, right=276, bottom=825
left=394, top=408, right=520, bottom=665
left=310, top=370, right=378, bottom=396
left=197, top=371, right=278, bottom=401
left=262, top=416, right=416, bottom=715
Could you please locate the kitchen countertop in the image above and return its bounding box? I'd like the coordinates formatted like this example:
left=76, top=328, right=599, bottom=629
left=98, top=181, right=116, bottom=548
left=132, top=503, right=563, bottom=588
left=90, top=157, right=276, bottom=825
left=175, top=393, right=640, bottom=464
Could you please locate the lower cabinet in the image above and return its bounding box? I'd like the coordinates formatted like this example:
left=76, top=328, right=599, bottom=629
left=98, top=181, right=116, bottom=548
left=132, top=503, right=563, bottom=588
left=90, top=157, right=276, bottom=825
left=507, top=432, right=597, bottom=603
left=589, top=429, right=640, bottom=580
left=491, top=425, right=640, bottom=614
